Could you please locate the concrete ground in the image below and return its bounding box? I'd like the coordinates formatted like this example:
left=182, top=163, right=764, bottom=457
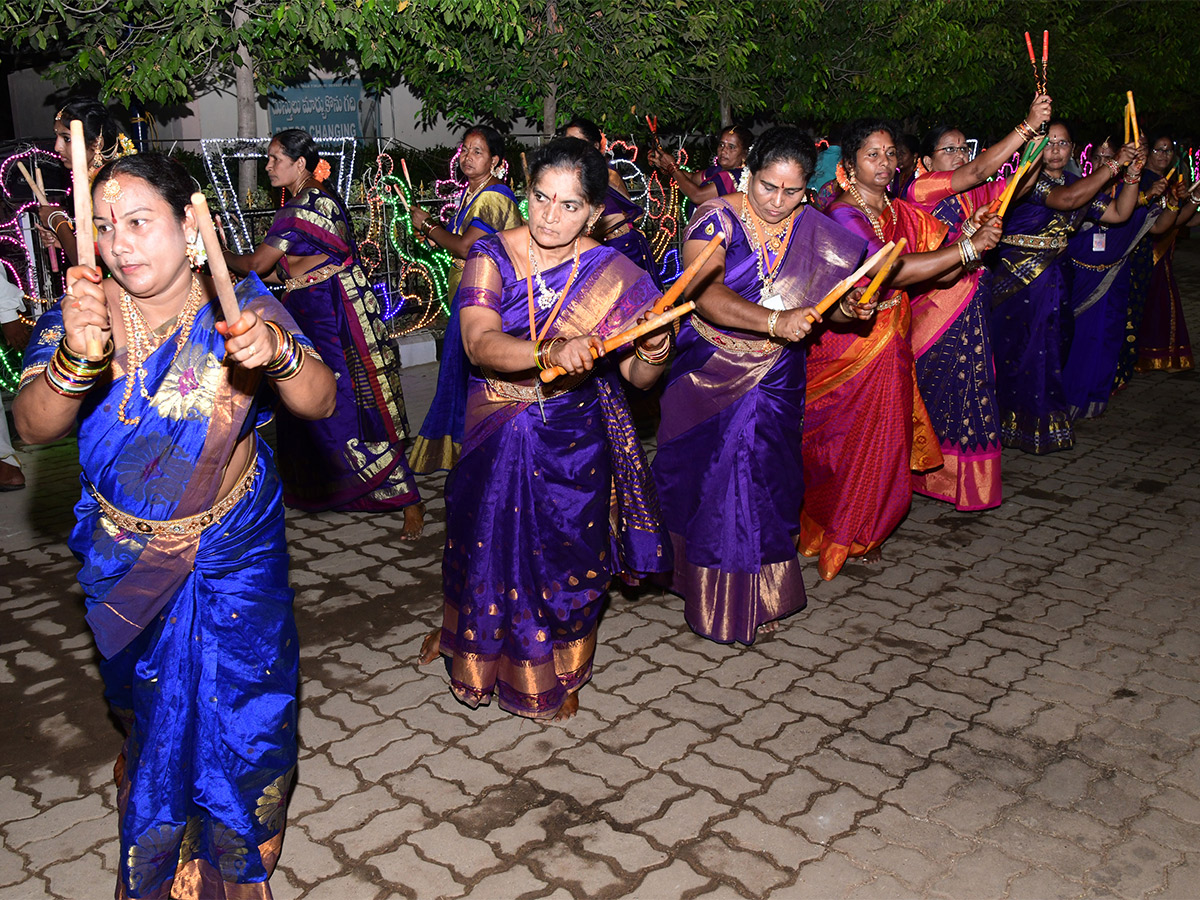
left=1, top=244, right=1198, bottom=900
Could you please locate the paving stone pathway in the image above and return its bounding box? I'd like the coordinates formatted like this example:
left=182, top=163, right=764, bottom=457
left=1, top=245, right=1198, bottom=899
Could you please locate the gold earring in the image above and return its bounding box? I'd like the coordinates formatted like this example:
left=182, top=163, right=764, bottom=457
left=186, top=232, right=207, bottom=269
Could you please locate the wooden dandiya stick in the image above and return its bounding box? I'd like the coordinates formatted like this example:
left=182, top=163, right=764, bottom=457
left=35, top=166, right=59, bottom=273
left=16, top=162, right=50, bottom=206
left=1024, top=32, right=1038, bottom=87
left=1041, top=30, right=1049, bottom=91
left=808, top=241, right=895, bottom=316
left=538, top=300, right=699, bottom=383
left=648, top=231, right=725, bottom=315
left=539, top=231, right=724, bottom=382
left=400, top=158, right=414, bottom=192
left=854, top=238, right=907, bottom=308
left=34, top=165, right=59, bottom=271
left=995, top=164, right=1031, bottom=219
left=520, top=151, right=530, bottom=185
left=69, top=120, right=105, bottom=360
left=991, top=133, right=1051, bottom=219
left=538, top=302, right=696, bottom=383
left=1124, top=105, right=1131, bottom=145
left=1126, top=91, right=1141, bottom=145
left=189, top=193, right=244, bottom=327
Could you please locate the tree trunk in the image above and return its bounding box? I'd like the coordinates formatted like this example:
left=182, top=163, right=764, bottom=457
left=542, top=83, right=557, bottom=141
left=542, top=1, right=558, bottom=140
left=719, top=91, right=732, bottom=129
left=234, top=8, right=257, bottom=201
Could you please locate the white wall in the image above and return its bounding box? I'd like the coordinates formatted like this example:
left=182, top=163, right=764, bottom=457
left=6, top=66, right=479, bottom=151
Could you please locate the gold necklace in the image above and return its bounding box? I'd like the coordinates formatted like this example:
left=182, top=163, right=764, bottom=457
left=847, top=182, right=893, bottom=244
left=116, top=274, right=204, bottom=425
left=459, top=177, right=493, bottom=216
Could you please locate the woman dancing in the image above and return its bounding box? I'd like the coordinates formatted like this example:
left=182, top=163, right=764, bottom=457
left=649, top=126, right=752, bottom=212
left=419, top=138, right=672, bottom=720
left=902, top=93, right=1052, bottom=509
left=224, top=129, right=425, bottom=536
left=564, top=116, right=665, bottom=289
left=801, top=120, right=1001, bottom=579
left=653, top=126, right=872, bottom=643
left=36, top=97, right=136, bottom=266
left=408, top=125, right=525, bottom=474
left=989, top=121, right=1141, bottom=453
left=15, top=153, right=335, bottom=898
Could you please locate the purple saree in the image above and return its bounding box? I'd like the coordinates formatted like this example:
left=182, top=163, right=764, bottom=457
left=436, top=233, right=670, bottom=718
left=990, top=172, right=1109, bottom=453
left=264, top=186, right=419, bottom=511
left=653, top=199, right=867, bottom=643
left=1063, top=181, right=1160, bottom=417
left=601, top=172, right=665, bottom=290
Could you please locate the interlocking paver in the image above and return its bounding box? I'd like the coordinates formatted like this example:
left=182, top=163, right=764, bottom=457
left=3, top=248, right=1199, bottom=899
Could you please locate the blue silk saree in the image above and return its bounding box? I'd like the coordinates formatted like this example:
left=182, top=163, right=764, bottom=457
left=20, top=274, right=314, bottom=899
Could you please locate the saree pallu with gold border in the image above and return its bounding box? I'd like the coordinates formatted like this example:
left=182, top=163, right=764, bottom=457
left=990, top=173, right=1108, bottom=453
left=800, top=199, right=946, bottom=581
left=1064, top=184, right=1159, bottom=417
left=409, top=186, right=525, bottom=474
left=19, top=275, right=314, bottom=899
left=905, top=171, right=1004, bottom=510
left=1135, top=224, right=1194, bottom=372
left=437, top=235, right=669, bottom=718
left=653, top=200, right=867, bottom=641
left=265, top=186, right=419, bottom=511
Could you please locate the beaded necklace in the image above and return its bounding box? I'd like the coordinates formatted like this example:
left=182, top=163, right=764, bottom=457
left=526, top=235, right=581, bottom=342
left=116, top=274, right=204, bottom=425
left=847, top=182, right=893, bottom=244
left=739, top=195, right=798, bottom=308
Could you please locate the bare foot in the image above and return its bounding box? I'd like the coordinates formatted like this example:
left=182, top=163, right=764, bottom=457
left=551, top=692, right=580, bottom=721
left=860, top=546, right=883, bottom=564
left=400, top=502, right=426, bottom=542
left=757, top=619, right=781, bottom=635
left=418, top=628, right=441, bottom=665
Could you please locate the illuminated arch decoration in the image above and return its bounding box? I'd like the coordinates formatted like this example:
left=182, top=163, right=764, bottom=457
left=200, top=137, right=357, bottom=252
left=359, top=153, right=454, bottom=335
left=1, top=147, right=69, bottom=391
left=604, top=138, right=682, bottom=281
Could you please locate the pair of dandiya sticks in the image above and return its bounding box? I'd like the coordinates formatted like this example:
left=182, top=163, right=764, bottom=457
left=537, top=235, right=907, bottom=383
left=986, top=131, right=1054, bottom=221
left=59, top=114, right=244, bottom=360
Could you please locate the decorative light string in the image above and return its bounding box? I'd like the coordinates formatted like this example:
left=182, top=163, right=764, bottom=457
left=359, top=152, right=453, bottom=335
left=199, top=137, right=357, bottom=252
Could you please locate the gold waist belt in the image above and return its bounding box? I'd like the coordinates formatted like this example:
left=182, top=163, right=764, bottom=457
left=1070, top=257, right=1119, bottom=272
left=284, top=262, right=348, bottom=292
left=1001, top=233, right=1068, bottom=250
left=88, top=456, right=258, bottom=537
left=482, top=368, right=588, bottom=403
left=691, top=313, right=783, bottom=356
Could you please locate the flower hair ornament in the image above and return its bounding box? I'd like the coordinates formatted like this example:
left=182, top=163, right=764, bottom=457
left=313, top=159, right=332, bottom=183
left=736, top=167, right=751, bottom=193
left=491, top=159, right=510, bottom=180
left=836, top=161, right=853, bottom=190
